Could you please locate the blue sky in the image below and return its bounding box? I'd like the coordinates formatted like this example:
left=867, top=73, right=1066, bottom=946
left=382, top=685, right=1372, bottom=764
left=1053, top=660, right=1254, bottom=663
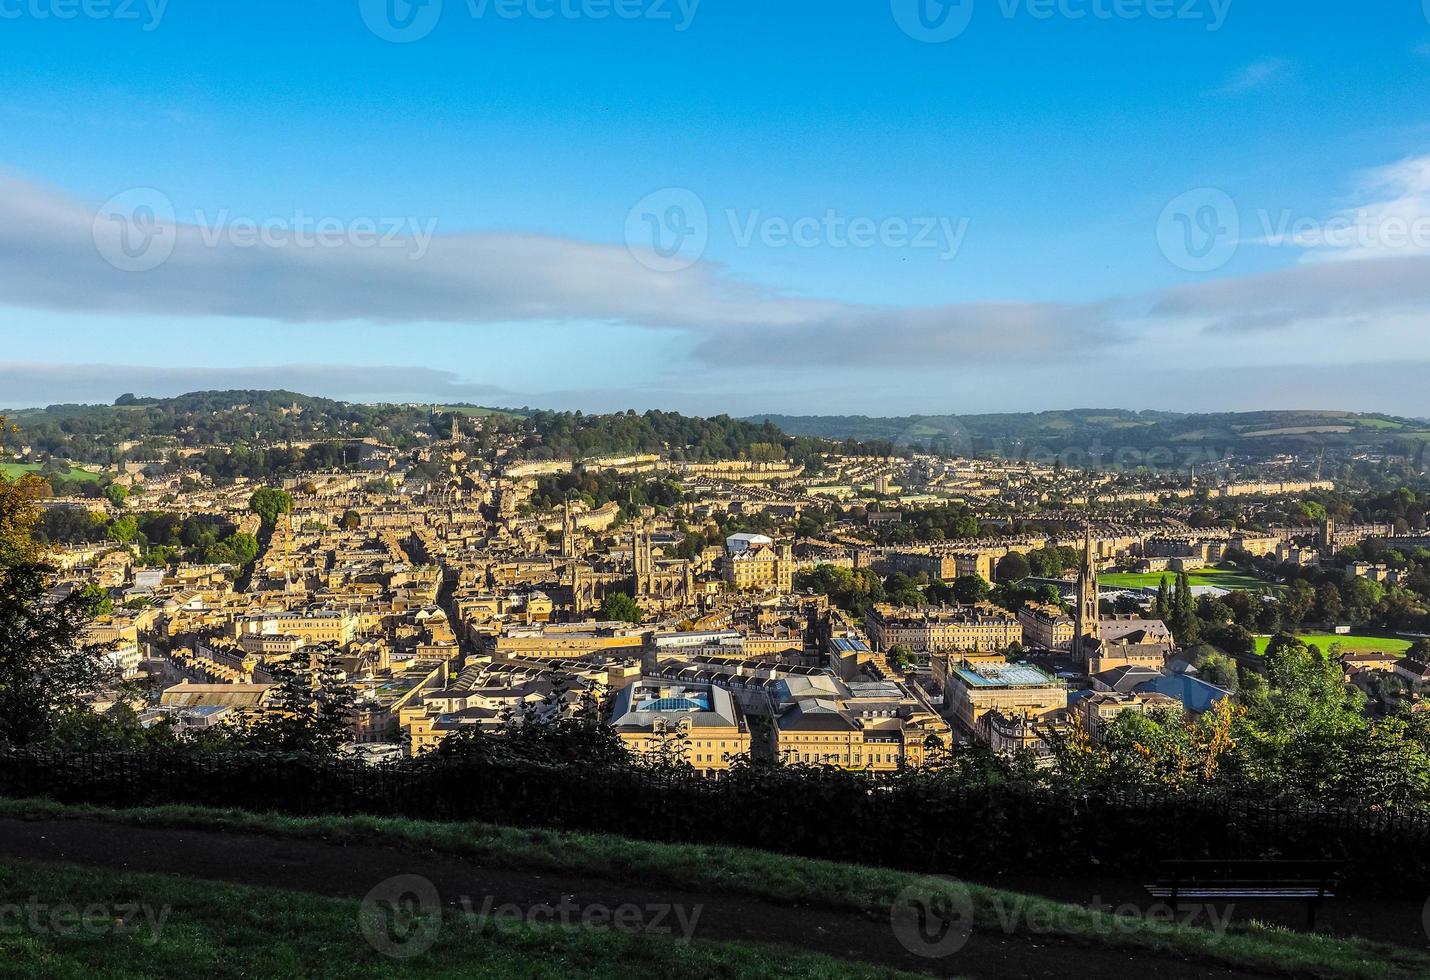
left=3, top=0, right=1430, bottom=415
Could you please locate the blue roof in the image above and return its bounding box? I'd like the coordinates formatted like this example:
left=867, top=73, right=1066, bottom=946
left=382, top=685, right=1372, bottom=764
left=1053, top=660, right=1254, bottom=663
left=637, top=695, right=711, bottom=713
left=1134, top=674, right=1231, bottom=714
left=832, top=637, right=870, bottom=654
left=952, top=662, right=1056, bottom=688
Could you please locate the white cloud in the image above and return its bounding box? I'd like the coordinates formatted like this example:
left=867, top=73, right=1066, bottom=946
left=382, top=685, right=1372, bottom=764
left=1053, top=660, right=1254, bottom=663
left=0, top=175, right=1118, bottom=368
left=1211, top=57, right=1291, bottom=95
left=1253, top=155, right=1430, bottom=262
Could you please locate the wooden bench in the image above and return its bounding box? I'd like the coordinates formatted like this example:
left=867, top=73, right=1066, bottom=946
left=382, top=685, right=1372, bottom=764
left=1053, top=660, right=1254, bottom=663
left=1145, top=859, right=1343, bottom=930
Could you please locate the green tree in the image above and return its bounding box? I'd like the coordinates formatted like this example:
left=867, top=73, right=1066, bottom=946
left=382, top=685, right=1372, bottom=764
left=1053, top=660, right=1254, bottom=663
left=243, top=647, right=356, bottom=756
left=600, top=592, right=643, bottom=624
left=0, top=473, right=45, bottom=567
left=249, top=487, right=294, bottom=526
left=0, top=565, right=116, bottom=746
left=107, top=514, right=139, bottom=544
left=951, top=574, right=991, bottom=604
left=887, top=644, right=914, bottom=671
left=104, top=483, right=129, bottom=508
left=996, top=552, right=1031, bottom=583
left=75, top=584, right=113, bottom=617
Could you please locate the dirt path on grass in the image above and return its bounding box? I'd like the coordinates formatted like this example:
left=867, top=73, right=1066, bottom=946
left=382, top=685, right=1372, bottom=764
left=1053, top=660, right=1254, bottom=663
left=0, top=817, right=1281, bottom=979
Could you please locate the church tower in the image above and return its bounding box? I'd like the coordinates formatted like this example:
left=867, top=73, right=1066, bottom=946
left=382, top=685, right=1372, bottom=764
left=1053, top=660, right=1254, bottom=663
left=561, top=495, right=576, bottom=559
left=1073, top=526, right=1101, bottom=661
left=633, top=514, right=653, bottom=599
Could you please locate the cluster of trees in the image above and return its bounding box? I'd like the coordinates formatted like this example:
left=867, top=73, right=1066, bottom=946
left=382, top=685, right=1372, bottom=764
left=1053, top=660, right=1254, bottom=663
left=869, top=504, right=981, bottom=545
left=35, top=506, right=258, bottom=569
left=794, top=565, right=890, bottom=618
left=0, top=473, right=119, bottom=748
left=799, top=561, right=1044, bottom=619
left=527, top=472, right=683, bottom=515
left=520, top=409, right=878, bottom=466
left=1223, top=546, right=1423, bottom=633
left=1052, top=634, right=1430, bottom=810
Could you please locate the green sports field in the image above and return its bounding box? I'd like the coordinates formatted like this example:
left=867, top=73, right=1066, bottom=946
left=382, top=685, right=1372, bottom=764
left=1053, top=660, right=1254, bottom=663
left=1099, top=566, right=1276, bottom=592
left=1, top=462, right=101, bottom=482
left=438, top=405, right=526, bottom=419
left=1253, top=633, right=1415, bottom=656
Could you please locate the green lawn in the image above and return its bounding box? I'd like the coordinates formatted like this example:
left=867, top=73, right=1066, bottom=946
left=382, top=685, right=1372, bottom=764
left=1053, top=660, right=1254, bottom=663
left=0, top=858, right=904, bottom=980
left=2, top=798, right=1423, bottom=980
left=1099, top=566, right=1276, bottom=593
left=437, top=405, right=526, bottom=419
left=1254, top=634, right=1415, bottom=656
left=1, top=462, right=102, bottom=482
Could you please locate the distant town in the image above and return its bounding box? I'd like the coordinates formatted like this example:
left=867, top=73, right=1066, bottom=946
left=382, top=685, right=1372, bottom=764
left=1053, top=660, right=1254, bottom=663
left=8, top=391, right=1430, bottom=773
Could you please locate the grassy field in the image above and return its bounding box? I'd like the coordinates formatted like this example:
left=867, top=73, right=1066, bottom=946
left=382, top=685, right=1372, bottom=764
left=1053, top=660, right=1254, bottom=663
left=1099, top=566, right=1275, bottom=592
left=438, top=405, right=526, bottom=419
left=1254, top=634, right=1416, bottom=656
left=0, top=858, right=901, bottom=980
left=0, top=462, right=101, bottom=482
left=1, top=798, right=1422, bottom=979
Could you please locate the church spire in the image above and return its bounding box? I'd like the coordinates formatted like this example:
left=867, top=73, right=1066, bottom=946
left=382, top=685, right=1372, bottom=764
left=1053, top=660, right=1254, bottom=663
left=1074, top=523, right=1100, bottom=663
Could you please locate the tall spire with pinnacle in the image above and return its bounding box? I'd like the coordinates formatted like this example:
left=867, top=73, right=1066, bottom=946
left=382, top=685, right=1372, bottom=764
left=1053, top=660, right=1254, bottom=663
left=1073, top=524, right=1101, bottom=662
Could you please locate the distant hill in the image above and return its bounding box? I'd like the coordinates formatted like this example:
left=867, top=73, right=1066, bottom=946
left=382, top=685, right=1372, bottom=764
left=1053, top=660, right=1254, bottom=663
left=3, top=390, right=835, bottom=471
left=743, top=409, right=1430, bottom=461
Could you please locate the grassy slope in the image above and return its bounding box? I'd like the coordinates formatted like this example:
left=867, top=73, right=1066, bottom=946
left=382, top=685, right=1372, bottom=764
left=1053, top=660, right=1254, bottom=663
left=0, top=858, right=907, bottom=980
left=0, top=462, right=101, bottom=482
left=1, top=799, right=1424, bottom=980
left=436, top=405, right=526, bottom=419
left=1099, top=567, right=1275, bottom=592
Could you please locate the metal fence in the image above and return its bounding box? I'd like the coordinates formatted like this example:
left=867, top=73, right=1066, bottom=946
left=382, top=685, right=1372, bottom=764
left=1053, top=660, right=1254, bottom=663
left=2, top=750, right=1425, bottom=894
